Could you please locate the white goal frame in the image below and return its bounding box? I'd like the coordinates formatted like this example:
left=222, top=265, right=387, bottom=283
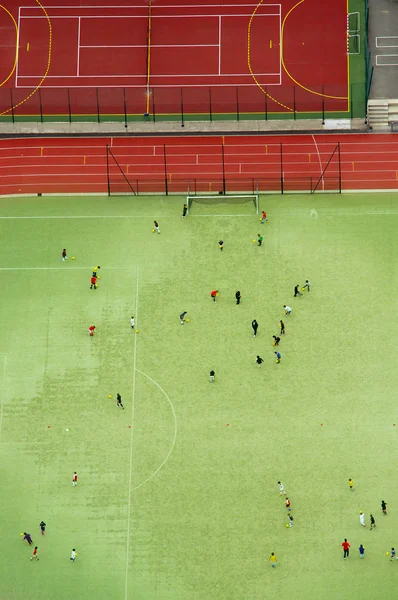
left=187, top=192, right=259, bottom=215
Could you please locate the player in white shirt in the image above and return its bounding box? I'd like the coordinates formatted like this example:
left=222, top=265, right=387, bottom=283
left=70, top=548, right=77, bottom=561
left=130, top=316, right=135, bottom=330
left=283, top=305, right=292, bottom=315
left=359, top=511, right=365, bottom=527
left=278, top=481, right=286, bottom=495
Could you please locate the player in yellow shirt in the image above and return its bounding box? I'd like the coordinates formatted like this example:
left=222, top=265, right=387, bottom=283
left=269, top=552, right=277, bottom=568
left=348, top=478, right=354, bottom=492
left=92, top=265, right=101, bottom=276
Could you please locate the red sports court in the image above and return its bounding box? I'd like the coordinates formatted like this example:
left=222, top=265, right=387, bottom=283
left=0, top=0, right=349, bottom=118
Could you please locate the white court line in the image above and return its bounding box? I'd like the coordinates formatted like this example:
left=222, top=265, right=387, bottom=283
left=279, top=8, right=282, bottom=84
left=80, top=44, right=219, bottom=48
left=19, top=4, right=281, bottom=8
left=17, top=73, right=279, bottom=78
left=15, top=7, right=21, bottom=87
left=77, top=17, right=81, bottom=77
left=0, top=357, right=7, bottom=444
left=311, top=134, right=324, bottom=192
left=218, top=15, right=222, bottom=76
left=131, top=369, right=177, bottom=493
left=19, top=13, right=280, bottom=19
left=124, top=266, right=139, bottom=600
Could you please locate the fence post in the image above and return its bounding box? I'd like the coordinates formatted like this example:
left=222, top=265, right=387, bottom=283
left=152, top=88, right=156, bottom=122
left=38, top=89, right=43, bottom=123
left=293, top=86, right=296, bottom=120
left=350, top=83, right=353, bottom=118
left=123, top=88, right=128, bottom=129
left=67, top=89, right=72, bottom=123
left=280, top=143, right=284, bottom=194
left=96, top=88, right=100, bottom=123
left=209, top=87, right=212, bottom=122
left=322, top=85, right=325, bottom=125
left=10, top=89, right=15, bottom=123
left=180, top=88, right=184, bottom=128
left=163, top=144, right=169, bottom=195
left=338, top=142, right=342, bottom=193
left=105, top=145, right=111, bottom=196
left=264, top=88, right=268, bottom=121
left=221, top=141, right=226, bottom=194
left=236, top=87, right=240, bottom=121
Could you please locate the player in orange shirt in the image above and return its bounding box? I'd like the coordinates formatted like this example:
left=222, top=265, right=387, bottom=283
left=88, top=326, right=96, bottom=337
left=210, top=290, right=218, bottom=302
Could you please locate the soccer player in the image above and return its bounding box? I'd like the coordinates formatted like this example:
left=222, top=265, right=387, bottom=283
left=92, top=265, right=100, bottom=276
left=90, top=275, right=97, bottom=290
left=260, top=210, right=268, bottom=224
left=272, top=335, right=280, bottom=346
left=275, top=351, right=281, bottom=364
left=280, top=320, right=285, bottom=336
left=235, top=291, right=241, bottom=305
left=302, top=279, right=311, bottom=292
left=70, top=549, right=77, bottom=562
left=342, top=538, right=350, bottom=559
left=348, top=478, right=354, bottom=491
left=257, top=233, right=263, bottom=246
left=39, top=521, right=46, bottom=536
left=256, top=355, right=264, bottom=367
left=30, top=546, right=39, bottom=561
left=390, top=548, right=396, bottom=560
left=62, top=249, right=68, bottom=261
left=370, top=514, right=376, bottom=530
left=381, top=500, right=387, bottom=515
left=283, top=305, right=292, bottom=316
left=269, top=552, right=277, bottom=568
left=153, top=220, right=160, bottom=234
left=88, top=325, right=95, bottom=337
left=209, top=370, right=215, bottom=382
left=278, top=481, right=286, bottom=495
left=180, top=311, right=187, bottom=325
left=252, top=319, right=259, bottom=337
left=294, top=285, right=302, bottom=297
left=182, top=204, right=187, bottom=218
left=218, top=240, right=224, bottom=251
left=116, top=393, right=124, bottom=409
left=285, top=498, right=291, bottom=511
left=130, top=316, right=135, bottom=330
left=23, top=533, right=33, bottom=546
left=359, top=544, right=365, bottom=559
left=72, top=472, right=78, bottom=486
left=288, top=514, right=294, bottom=527
left=211, top=290, right=218, bottom=302
left=360, top=511, right=365, bottom=527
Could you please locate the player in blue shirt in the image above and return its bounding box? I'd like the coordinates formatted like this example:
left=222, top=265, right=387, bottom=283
left=275, top=351, right=281, bottom=364
left=359, top=544, right=365, bottom=558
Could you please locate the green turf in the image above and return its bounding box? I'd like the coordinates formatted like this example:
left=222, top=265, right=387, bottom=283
left=0, top=192, right=397, bottom=599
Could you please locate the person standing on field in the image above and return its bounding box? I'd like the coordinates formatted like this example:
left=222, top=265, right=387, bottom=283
left=88, top=325, right=96, bottom=337
left=153, top=220, right=160, bottom=234
left=257, top=234, right=263, bottom=246
left=274, top=351, right=281, bottom=364
left=39, top=521, right=46, bottom=536
left=381, top=500, right=387, bottom=515
left=182, top=204, right=187, bottom=218
left=360, top=511, right=366, bottom=527
left=218, top=240, right=224, bottom=251
left=252, top=319, right=259, bottom=337
left=256, top=355, right=264, bottom=367
left=342, top=538, right=350, bottom=559
left=359, top=544, right=365, bottom=559
left=278, top=481, right=286, bottom=496
left=130, top=316, right=135, bottom=330
left=348, top=478, right=354, bottom=491
left=370, top=514, right=376, bottom=530
left=30, top=546, right=39, bottom=561
left=272, top=335, right=280, bottom=346
left=269, top=552, right=277, bottom=568
left=70, top=549, right=77, bottom=562
left=116, top=393, right=124, bottom=409
left=302, top=279, right=311, bottom=292
left=62, top=249, right=68, bottom=261
left=235, top=291, right=241, bottom=305
left=72, top=472, right=78, bottom=486
left=285, top=498, right=291, bottom=511
left=209, top=370, right=215, bottom=382
left=261, top=211, right=268, bottom=224
left=294, top=285, right=302, bottom=297
left=211, top=290, right=218, bottom=302
left=280, top=320, right=285, bottom=335
left=23, top=533, right=33, bottom=546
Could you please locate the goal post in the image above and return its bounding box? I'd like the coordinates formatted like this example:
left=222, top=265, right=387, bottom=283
left=186, top=192, right=259, bottom=215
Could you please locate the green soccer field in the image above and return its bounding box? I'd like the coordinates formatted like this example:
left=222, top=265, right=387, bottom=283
left=0, top=192, right=397, bottom=600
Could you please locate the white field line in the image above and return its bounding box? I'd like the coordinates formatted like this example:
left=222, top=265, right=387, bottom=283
left=124, top=265, right=139, bottom=600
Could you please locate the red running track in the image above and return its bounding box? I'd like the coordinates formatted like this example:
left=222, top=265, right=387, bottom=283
left=0, top=134, right=398, bottom=196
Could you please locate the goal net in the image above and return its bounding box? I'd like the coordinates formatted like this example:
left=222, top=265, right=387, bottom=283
left=187, top=193, right=259, bottom=215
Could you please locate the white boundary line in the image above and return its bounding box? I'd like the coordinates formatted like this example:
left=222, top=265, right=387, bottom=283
left=15, top=7, right=21, bottom=87
left=124, top=265, right=139, bottom=600
left=218, top=15, right=222, bottom=76
left=279, top=7, right=282, bottom=84
left=132, top=369, right=177, bottom=493
left=80, top=44, right=219, bottom=48
left=19, top=3, right=281, bottom=8
left=376, top=36, right=398, bottom=48
left=0, top=356, right=7, bottom=444
left=19, top=13, right=280, bottom=19
left=376, top=55, right=398, bottom=67
left=77, top=17, right=81, bottom=77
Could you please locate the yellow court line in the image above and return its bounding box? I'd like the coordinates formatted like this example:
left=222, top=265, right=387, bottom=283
left=281, top=0, right=348, bottom=101
left=0, top=0, right=52, bottom=117
left=0, top=5, right=18, bottom=88
left=248, top=0, right=292, bottom=112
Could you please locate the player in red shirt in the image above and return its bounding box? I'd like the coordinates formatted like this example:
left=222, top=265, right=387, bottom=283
left=72, top=471, right=78, bottom=486
left=90, top=275, right=97, bottom=290
left=30, top=546, right=39, bottom=561
left=211, top=290, right=219, bottom=302
left=62, top=249, right=68, bottom=261
left=261, top=211, right=268, bottom=224
left=88, top=326, right=95, bottom=337
left=342, top=538, right=350, bottom=559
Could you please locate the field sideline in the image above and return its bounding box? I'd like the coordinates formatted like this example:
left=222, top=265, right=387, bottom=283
left=0, top=192, right=397, bottom=600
